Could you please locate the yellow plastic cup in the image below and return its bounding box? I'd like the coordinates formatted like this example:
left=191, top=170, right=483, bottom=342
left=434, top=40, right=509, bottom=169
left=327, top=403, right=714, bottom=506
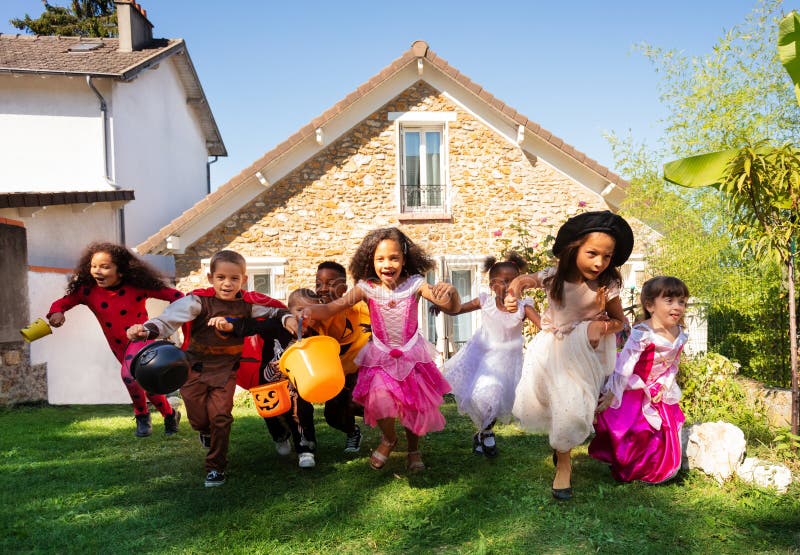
left=279, top=335, right=345, bottom=404
left=20, top=318, right=53, bottom=342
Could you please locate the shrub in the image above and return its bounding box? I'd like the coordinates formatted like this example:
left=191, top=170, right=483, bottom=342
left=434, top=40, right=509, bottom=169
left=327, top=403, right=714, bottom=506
left=678, top=352, right=770, bottom=441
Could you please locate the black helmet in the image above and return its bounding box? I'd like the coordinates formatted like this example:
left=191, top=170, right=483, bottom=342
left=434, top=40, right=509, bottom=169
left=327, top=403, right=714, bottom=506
left=130, top=340, right=189, bottom=394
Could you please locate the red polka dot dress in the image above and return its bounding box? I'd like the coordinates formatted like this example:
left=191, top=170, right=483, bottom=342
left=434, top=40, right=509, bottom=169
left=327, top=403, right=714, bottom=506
left=48, top=284, right=184, bottom=416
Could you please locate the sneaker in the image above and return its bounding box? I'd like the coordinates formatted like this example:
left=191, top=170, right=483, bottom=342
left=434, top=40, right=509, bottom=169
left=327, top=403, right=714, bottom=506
left=344, top=425, right=362, bottom=453
left=480, top=430, right=498, bottom=458
left=198, top=433, right=211, bottom=449
left=164, top=410, right=181, bottom=436
left=135, top=413, right=152, bottom=437
left=204, top=470, right=226, bottom=487
left=275, top=438, right=292, bottom=456
left=298, top=452, right=316, bottom=468
left=472, top=432, right=483, bottom=455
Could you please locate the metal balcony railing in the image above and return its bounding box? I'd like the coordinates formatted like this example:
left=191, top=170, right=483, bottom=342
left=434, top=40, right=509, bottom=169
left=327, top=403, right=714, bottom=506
left=400, top=183, right=445, bottom=213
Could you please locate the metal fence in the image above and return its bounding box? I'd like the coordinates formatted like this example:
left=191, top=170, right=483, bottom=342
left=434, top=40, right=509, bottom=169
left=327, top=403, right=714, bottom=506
left=623, top=289, right=793, bottom=388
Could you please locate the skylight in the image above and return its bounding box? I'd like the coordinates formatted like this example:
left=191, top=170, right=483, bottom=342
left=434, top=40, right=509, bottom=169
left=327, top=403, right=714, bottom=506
left=68, top=43, right=103, bottom=52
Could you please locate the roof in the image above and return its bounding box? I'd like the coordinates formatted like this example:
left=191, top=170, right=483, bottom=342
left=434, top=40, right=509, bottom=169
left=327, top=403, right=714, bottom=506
left=0, top=190, right=134, bottom=209
left=0, top=33, right=226, bottom=156
left=137, top=40, right=631, bottom=255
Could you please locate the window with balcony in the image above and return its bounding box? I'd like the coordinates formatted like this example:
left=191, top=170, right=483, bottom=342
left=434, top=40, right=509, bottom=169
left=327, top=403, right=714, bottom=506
left=389, top=112, right=455, bottom=217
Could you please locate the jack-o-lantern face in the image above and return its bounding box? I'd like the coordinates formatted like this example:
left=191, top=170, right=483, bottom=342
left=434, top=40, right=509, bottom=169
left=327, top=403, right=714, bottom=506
left=250, top=381, right=291, bottom=418
left=254, top=389, right=280, bottom=412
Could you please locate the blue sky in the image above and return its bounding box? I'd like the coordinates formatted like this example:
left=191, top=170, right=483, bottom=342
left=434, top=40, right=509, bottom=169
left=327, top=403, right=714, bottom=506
left=2, top=1, right=769, bottom=190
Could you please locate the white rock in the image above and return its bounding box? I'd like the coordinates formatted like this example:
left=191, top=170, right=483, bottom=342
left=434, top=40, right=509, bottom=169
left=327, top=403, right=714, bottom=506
left=682, top=421, right=746, bottom=483
left=736, top=457, right=793, bottom=494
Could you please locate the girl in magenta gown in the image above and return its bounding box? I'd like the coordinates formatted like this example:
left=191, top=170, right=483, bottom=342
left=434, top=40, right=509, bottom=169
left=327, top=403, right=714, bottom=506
left=590, top=276, right=690, bottom=483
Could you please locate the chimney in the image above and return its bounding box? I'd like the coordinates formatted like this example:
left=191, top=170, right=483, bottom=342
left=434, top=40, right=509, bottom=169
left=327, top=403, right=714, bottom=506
left=115, top=1, right=153, bottom=52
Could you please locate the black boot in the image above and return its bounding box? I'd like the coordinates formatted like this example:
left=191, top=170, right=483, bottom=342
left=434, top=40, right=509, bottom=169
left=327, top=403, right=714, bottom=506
left=135, top=413, right=152, bottom=437
left=164, top=410, right=181, bottom=436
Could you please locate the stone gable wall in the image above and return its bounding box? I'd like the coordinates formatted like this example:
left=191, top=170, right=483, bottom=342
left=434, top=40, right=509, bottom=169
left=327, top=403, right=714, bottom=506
left=174, top=82, right=633, bottom=295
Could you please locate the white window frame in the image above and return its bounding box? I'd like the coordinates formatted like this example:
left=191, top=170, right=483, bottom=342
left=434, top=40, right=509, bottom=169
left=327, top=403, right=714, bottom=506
left=419, top=254, right=484, bottom=359
left=443, top=255, right=484, bottom=355
left=200, top=256, right=287, bottom=302
left=389, top=112, right=455, bottom=214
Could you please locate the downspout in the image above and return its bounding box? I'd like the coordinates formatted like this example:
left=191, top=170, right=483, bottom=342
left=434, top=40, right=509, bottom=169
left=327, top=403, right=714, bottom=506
left=206, top=155, right=219, bottom=194
left=86, top=75, right=125, bottom=243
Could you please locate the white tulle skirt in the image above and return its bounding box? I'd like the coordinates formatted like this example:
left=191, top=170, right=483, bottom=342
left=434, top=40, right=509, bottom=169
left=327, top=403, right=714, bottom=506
left=512, top=321, right=616, bottom=452
left=444, top=329, right=523, bottom=431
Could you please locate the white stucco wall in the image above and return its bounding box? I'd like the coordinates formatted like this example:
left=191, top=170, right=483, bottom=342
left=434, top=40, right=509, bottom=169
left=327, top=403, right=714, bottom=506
left=0, top=74, right=112, bottom=192
left=0, top=205, right=121, bottom=269
left=28, top=269, right=174, bottom=406
left=112, top=59, right=209, bottom=249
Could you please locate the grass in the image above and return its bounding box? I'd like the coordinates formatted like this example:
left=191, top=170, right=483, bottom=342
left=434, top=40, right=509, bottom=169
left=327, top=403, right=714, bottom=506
left=1, top=396, right=799, bottom=554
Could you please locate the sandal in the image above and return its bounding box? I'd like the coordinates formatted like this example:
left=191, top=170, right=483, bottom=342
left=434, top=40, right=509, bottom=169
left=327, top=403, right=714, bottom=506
left=370, top=436, right=397, bottom=470
left=406, top=450, right=426, bottom=472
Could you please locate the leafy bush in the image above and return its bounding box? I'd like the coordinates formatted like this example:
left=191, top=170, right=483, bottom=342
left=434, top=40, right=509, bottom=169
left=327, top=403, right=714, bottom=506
left=678, top=352, right=770, bottom=441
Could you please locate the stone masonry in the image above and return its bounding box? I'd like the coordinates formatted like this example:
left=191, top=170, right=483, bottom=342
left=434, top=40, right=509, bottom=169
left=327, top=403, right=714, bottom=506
left=173, top=81, right=652, bottom=294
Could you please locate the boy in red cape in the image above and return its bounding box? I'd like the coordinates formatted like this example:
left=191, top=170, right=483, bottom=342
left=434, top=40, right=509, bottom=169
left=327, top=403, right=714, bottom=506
left=128, top=250, right=296, bottom=487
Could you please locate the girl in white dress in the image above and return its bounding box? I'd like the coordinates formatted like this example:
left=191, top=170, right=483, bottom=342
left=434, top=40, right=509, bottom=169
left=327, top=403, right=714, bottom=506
left=505, top=211, right=634, bottom=500
left=442, top=253, right=540, bottom=457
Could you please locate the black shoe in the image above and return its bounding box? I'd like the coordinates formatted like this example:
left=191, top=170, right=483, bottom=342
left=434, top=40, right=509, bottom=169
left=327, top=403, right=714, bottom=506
left=198, top=432, right=211, bottom=449
left=135, top=413, right=152, bottom=437
left=344, top=425, right=362, bottom=453
left=164, top=410, right=181, bottom=435
left=472, top=433, right=483, bottom=455
left=204, top=470, right=226, bottom=487
left=552, top=487, right=573, bottom=500
left=480, top=430, right=498, bottom=458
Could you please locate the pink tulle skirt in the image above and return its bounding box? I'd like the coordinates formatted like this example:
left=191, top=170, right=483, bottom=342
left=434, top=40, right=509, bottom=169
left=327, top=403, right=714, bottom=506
left=589, top=388, right=685, bottom=483
left=353, top=361, right=450, bottom=437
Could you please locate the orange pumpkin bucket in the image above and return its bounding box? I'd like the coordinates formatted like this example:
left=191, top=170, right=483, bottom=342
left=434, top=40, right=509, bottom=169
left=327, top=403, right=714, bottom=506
left=279, top=335, right=345, bottom=404
left=249, top=380, right=292, bottom=418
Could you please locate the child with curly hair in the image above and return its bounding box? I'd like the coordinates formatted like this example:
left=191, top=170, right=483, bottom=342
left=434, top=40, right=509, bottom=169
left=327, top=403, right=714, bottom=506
left=302, top=227, right=460, bottom=472
left=47, top=241, right=184, bottom=437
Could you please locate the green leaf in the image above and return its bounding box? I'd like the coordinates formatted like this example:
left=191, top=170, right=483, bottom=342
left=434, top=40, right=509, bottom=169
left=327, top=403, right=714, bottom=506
left=778, top=11, right=800, bottom=105
left=663, top=149, right=739, bottom=188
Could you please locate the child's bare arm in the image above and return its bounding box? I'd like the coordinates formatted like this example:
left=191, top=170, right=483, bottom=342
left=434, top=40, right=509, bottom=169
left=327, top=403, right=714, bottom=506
left=302, top=287, right=364, bottom=321
left=507, top=273, right=543, bottom=299
left=523, top=305, right=541, bottom=329
left=420, top=282, right=460, bottom=313
left=438, top=296, right=480, bottom=316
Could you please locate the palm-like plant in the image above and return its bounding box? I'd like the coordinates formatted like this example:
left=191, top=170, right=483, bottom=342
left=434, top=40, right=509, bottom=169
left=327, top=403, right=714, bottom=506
left=663, top=11, right=800, bottom=436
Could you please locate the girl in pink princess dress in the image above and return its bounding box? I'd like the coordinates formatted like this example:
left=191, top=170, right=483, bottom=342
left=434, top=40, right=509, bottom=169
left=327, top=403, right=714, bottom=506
left=589, top=276, right=689, bottom=484
left=303, top=227, right=460, bottom=472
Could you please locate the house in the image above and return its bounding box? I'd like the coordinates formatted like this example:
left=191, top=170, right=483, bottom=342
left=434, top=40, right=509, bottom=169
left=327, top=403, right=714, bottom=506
left=137, top=39, right=661, bottom=357
left=139, top=40, right=657, bottom=358
left=0, top=1, right=226, bottom=405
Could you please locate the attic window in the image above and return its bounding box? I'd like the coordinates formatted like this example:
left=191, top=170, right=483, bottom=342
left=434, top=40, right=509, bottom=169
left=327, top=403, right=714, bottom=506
left=389, top=112, right=455, bottom=217
left=68, top=43, right=103, bottom=52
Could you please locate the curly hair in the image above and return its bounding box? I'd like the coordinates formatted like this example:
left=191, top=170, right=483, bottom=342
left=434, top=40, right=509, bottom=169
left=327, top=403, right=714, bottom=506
left=544, top=235, right=622, bottom=306
left=65, top=242, right=169, bottom=295
left=483, top=251, right=528, bottom=277
left=348, top=227, right=435, bottom=283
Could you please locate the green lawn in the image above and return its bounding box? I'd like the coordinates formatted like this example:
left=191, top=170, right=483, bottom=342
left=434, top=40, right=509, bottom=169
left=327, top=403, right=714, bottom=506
left=1, top=397, right=798, bottom=554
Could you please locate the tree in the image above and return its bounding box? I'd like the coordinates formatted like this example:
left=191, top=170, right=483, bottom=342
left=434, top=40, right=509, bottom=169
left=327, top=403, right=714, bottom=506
left=608, top=0, right=796, bottom=388
left=662, top=9, right=800, bottom=436
left=10, top=1, right=116, bottom=37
